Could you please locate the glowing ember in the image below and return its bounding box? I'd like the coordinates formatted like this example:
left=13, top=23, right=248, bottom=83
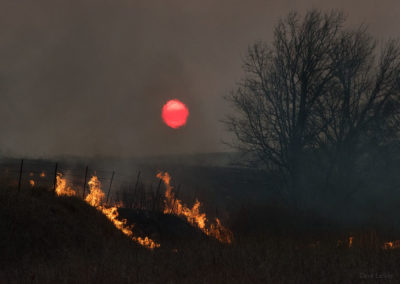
left=161, top=99, right=189, bottom=129
left=40, top=171, right=46, bottom=178
left=349, top=236, right=353, bottom=248
left=56, top=174, right=77, bottom=197
left=157, top=171, right=233, bottom=244
left=383, top=240, right=400, bottom=249
left=29, top=180, right=35, bottom=187
left=85, top=175, right=160, bottom=249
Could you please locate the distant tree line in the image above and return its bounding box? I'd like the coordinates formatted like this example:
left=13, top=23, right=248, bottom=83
left=225, top=10, right=400, bottom=209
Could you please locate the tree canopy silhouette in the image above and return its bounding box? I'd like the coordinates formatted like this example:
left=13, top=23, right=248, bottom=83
left=225, top=10, right=400, bottom=205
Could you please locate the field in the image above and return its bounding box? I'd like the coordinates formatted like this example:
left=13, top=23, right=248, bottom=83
left=0, top=155, right=400, bottom=283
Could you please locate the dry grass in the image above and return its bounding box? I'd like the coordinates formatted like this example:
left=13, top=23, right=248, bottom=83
left=1, top=186, right=400, bottom=283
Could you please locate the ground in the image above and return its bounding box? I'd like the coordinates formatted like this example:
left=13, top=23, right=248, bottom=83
left=1, top=182, right=400, bottom=283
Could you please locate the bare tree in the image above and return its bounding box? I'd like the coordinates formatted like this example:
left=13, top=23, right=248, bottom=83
left=224, top=10, right=400, bottom=204
left=225, top=11, right=345, bottom=201
left=317, top=29, right=400, bottom=197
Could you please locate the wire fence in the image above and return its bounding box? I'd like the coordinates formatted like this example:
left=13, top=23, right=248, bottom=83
left=0, top=157, right=228, bottom=222
left=0, top=158, right=172, bottom=212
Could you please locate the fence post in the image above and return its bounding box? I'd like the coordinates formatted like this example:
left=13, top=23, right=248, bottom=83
left=106, top=170, right=115, bottom=204
left=17, top=159, right=24, bottom=194
left=53, top=163, right=58, bottom=194
left=134, top=171, right=141, bottom=191
left=82, top=166, right=88, bottom=199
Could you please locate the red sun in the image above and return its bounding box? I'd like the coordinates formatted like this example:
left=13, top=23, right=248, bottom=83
left=162, top=99, right=189, bottom=129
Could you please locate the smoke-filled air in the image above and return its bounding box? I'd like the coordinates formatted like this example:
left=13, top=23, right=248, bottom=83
left=2, top=1, right=400, bottom=283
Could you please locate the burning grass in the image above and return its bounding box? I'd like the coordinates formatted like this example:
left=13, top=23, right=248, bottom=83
left=157, top=171, right=233, bottom=244
left=56, top=173, right=160, bottom=249
left=1, top=169, right=400, bottom=282
left=1, top=190, right=400, bottom=284
left=383, top=240, right=400, bottom=250
left=84, top=176, right=160, bottom=249
left=55, top=171, right=231, bottom=249
left=55, top=173, right=77, bottom=197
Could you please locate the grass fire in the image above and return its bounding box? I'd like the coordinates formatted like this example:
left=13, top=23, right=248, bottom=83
left=157, top=171, right=233, bottom=244
left=2, top=159, right=400, bottom=283
left=2, top=4, right=400, bottom=283
left=53, top=171, right=233, bottom=249
left=56, top=173, right=160, bottom=249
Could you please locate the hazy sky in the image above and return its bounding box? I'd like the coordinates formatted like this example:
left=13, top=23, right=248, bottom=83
left=1, top=0, right=399, bottom=158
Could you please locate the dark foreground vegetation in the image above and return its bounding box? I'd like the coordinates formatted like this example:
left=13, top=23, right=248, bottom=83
left=1, top=185, right=400, bottom=283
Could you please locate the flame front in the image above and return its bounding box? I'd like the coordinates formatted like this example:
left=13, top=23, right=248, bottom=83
left=157, top=171, right=233, bottom=244
left=85, top=176, right=160, bottom=249
left=383, top=240, right=400, bottom=249
left=56, top=174, right=77, bottom=197
left=29, top=180, right=35, bottom=187
left=85, top=176, right=104, bottom=207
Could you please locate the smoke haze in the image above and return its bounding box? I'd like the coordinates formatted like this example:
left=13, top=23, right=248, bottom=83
left=1, top=0, right=399, bottom=158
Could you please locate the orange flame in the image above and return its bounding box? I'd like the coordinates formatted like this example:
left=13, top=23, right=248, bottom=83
left=157, top=171, right=233, bottom=244
left=29, top=180, right=35, bottom=187
left=85, top=176, right=160, bottom=249
left=55, top=174, right=77, bottom=197
left=40, top=171, right=46, bottom=178
left=349, top=236, right=353, bottom=248
left=383, top=240, right=400, bottom=249
left=85, top=176, right=105, bottom=207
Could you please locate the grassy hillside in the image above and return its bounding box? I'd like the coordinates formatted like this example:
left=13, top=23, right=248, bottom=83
left=2, top=185, right=400, bottom=283
left=0, top=187, right=142, bottom=283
